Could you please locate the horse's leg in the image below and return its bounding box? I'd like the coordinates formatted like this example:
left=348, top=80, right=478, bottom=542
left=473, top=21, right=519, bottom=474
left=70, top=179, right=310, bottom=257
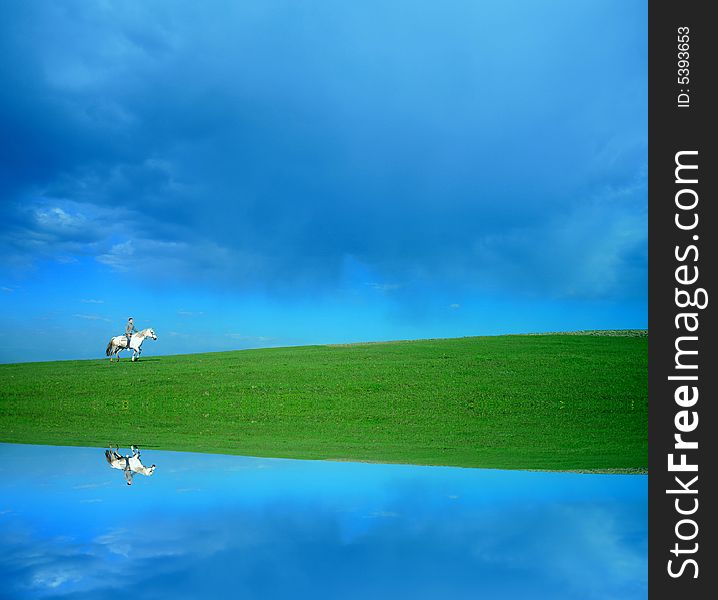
left=109, top=444, right=120, bottom=460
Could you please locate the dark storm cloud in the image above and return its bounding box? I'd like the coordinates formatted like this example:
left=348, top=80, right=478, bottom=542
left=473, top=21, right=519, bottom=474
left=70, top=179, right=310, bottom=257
left=0, top=1, right=646, bottom=299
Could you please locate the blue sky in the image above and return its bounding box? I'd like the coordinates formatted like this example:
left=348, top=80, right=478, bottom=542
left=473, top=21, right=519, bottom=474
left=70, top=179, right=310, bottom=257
left=0, top=1, right=647, bottom=363
left=0, top=443, right=647, bottom=599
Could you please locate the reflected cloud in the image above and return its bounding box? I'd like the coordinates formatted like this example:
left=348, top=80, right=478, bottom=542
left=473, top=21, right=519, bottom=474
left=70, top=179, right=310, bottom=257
left=1, top=500, right=646, bottom=599
left=368, top=511, right=399, bottom=519
left=0, top=444, right=646, bottom=599
left=73, top=482, right=111, bottom=490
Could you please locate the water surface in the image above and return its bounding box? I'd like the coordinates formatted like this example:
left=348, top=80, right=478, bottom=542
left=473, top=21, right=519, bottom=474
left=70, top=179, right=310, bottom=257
left=0, top=443, right=646, bottom=599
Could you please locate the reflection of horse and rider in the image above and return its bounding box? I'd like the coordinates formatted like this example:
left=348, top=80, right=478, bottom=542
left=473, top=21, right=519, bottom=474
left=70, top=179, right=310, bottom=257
left=105, top=317, right=158, bottom=362
left=105, top=445, right=156, bottom=485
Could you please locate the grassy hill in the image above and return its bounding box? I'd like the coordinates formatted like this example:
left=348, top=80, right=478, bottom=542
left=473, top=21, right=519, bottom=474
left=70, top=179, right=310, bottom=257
left=0, top=333, right=647, bottom=471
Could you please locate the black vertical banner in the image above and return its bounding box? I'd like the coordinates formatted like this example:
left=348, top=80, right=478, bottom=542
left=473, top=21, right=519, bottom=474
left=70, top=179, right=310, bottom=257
left=649, top=1, right=716, bottom=596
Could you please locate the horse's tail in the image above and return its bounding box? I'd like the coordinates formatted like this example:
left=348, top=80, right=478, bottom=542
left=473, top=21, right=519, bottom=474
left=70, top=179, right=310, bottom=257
left=105, top=339, right=114, bottom=356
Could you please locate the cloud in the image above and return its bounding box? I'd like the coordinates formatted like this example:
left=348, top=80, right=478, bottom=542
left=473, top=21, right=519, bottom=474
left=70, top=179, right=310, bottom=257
left=0, top=444, right=647, bottom=598
left=34, top=206, right=84, bottom=230
left=73, top=314, right=110, bottom=322
left=1, top=198, right=134, bottom=271
left=72, top=482, right=111, bottom=490
left=176, top=310, right=204, bottom=317
left=0, top=1, right=647, bottom=302
left=0, top=498, right=646, bottom=599
left=225, top=333, right=276, bottom=343
left=80, top=299, right=104, bottom=304
left=449, top=304, right=460, bottom=310
left=367, top=283, right=402, bottom=293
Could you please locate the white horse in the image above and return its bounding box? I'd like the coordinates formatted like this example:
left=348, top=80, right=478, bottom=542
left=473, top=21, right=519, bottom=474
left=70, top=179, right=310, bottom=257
left=105, top=445, right=156, bottom=485
left=105, top=328, right=157, bottom=362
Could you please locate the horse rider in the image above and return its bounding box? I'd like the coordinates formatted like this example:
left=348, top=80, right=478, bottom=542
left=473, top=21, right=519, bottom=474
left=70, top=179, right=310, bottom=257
left=125, top=317, right=137, bottom=348
left=123, top=455, right=134, bottom=485
left=105, top=445, right=155, bottom=485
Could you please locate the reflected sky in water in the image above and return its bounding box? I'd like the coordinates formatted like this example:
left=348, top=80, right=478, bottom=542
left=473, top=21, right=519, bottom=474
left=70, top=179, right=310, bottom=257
left=0, top=443, right=646, bottom=599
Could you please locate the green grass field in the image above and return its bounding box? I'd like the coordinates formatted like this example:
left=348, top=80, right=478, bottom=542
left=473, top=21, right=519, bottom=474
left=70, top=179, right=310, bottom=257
left=0, top=333, right=647, bottom=471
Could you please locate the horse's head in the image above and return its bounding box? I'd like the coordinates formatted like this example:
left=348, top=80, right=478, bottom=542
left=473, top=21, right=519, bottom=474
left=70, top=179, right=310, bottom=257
left=149, top=464, right=156, bottom=476
left=146, top=328, right=158, bottom=340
